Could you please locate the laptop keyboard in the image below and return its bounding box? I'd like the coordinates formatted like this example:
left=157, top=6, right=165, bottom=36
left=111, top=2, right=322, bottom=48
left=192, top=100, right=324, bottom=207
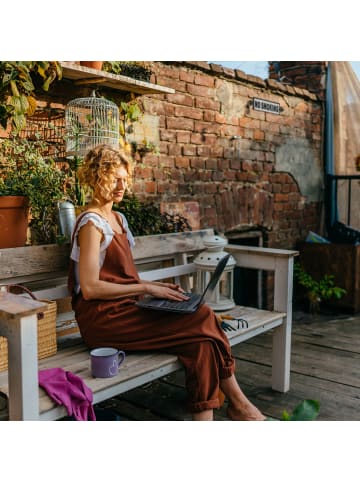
left=156, top=293, right=200, bottom=309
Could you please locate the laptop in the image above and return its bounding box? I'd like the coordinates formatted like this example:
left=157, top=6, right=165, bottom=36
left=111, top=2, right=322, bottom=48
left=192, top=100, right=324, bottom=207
left=136, top=253, right=231, bottom=314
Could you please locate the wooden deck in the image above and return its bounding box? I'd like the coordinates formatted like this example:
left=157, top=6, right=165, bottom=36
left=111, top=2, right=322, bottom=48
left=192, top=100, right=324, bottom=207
left=93, top=309, right=360, bottom=421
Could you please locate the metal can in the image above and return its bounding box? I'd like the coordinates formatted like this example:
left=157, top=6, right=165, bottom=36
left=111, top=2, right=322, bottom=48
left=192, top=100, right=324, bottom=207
left=58, top=201, right=76, bottom=239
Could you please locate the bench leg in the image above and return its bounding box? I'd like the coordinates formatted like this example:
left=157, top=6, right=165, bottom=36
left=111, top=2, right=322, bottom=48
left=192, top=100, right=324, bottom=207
left=272, top=318, right=291, bottom=392
left=272, top=256, right=294, bottom=392
left=5, top=314, right=39, bottom=420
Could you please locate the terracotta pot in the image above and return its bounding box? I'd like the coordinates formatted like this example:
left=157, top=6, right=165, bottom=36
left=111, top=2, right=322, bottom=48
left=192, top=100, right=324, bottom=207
left=80, top=61, right=103, bottom=70
left=0, top=196, right=29, bottom=248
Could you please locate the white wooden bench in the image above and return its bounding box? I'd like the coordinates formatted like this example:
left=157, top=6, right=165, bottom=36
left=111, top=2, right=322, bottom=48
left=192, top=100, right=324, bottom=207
left=0, top=229, right=298, bottom=420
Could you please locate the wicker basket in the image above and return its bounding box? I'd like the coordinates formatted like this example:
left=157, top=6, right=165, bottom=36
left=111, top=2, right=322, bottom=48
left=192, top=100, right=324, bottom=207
left=0, top=285, right=57, bottom=372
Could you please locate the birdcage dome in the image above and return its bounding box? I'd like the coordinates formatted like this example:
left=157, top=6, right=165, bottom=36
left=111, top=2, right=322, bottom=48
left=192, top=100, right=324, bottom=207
left=65, top=93, right=119, bottom=157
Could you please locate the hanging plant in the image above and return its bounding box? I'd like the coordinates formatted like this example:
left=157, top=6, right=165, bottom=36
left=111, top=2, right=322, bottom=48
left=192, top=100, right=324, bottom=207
left=0, top=61, right=62, bottom=135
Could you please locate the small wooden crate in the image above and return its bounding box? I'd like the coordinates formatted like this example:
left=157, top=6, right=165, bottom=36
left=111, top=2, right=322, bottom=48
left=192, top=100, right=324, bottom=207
left=298, top=242, right=360, bottom=313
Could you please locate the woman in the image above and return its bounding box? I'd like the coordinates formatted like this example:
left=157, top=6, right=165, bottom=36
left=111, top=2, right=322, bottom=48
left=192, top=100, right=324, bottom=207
left=68, top=144, right=265, bottom=421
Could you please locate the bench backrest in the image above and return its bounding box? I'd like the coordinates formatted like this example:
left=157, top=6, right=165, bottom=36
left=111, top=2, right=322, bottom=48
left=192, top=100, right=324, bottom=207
left=0, top=229, right=213, bottom=285
left=0, top=229, right=214, bottom=338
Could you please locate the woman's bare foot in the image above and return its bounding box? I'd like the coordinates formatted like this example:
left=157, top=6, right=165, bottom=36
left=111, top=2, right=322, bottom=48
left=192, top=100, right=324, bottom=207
left=227, top=402, right=266, bottom=421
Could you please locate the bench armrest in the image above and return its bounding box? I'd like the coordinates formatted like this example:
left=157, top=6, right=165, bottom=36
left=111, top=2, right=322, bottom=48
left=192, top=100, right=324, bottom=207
left=226, top=244, right=298, bottom=392
left=226, top=243, right=298, bottom=312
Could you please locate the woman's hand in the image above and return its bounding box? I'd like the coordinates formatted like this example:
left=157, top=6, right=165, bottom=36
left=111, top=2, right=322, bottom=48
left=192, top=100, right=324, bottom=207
left=145, top=281, right=190, bottom=301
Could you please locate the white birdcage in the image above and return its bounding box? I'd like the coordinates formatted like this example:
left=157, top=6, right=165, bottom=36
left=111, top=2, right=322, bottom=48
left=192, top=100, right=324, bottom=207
left=65, top=92, right=119, bottom=157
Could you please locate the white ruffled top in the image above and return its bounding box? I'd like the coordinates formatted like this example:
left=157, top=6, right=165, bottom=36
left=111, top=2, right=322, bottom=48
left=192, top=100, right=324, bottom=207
left=70, top=211, right=135, bottom=294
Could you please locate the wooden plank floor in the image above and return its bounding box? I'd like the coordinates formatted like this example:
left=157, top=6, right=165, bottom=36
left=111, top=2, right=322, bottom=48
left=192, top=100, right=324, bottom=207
left=94, top=309, right=360, bottom=421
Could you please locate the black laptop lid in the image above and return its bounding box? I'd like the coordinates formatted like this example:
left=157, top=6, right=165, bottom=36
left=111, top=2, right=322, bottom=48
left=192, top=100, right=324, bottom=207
left=199, top=253, right=231, bottom=304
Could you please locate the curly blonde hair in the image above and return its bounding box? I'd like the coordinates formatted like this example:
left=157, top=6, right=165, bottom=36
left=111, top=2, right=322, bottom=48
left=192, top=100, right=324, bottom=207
left=78, top=144, right=133, bottom=204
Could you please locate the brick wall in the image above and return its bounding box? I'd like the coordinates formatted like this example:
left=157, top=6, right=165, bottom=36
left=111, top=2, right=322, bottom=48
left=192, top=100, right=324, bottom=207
left=134, top=61, right=325, bottom=249
left=268, top=61, right=327, bottom=97
left=4, top=61, right=325, bottom=251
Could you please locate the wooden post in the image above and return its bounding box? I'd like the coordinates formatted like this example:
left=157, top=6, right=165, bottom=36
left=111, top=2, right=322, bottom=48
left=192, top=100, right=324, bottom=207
left=272, top=256, right=294, bottom=392
left=0, top=292, right=45, bottom=420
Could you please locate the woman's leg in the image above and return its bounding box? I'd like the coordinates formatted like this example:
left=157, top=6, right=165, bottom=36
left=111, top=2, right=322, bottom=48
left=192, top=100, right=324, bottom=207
left=220, top=374, right=265, bottom=421
left=192, top=409, right=214, bottom=421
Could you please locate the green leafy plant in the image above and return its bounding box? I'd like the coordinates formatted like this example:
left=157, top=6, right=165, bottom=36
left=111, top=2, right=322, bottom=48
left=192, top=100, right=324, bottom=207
left=294, top=262, right=346, bottom=313
left=114, top=192, right=192, bottom=236
left=102, top=61, right=152, bottom=82
left=0, top=61, right=62, bottom=135
left=267, top=399, right=320, bottom=421
left=0, top=136, right=67, bottom=244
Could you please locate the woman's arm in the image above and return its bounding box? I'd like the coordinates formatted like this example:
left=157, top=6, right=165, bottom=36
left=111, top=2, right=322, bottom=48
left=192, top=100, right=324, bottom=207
left=78, top=222, right=189, bottom=302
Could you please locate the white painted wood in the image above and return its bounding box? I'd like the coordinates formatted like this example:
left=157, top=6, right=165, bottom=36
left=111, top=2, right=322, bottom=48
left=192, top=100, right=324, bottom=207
left=0, top=231, right=298, bottom=420
left=271, top=256, right=294, bottom=392
left=139, top=263, right=196, bottom=282
left=60, top=62, right=175, bottom=95
left=5, top=314, right=40, bottom=420
left=226, top=244, right=298, bottom=271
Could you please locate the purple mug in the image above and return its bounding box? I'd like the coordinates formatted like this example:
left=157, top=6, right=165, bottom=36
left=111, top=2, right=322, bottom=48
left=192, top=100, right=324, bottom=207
left=90, top=347, right=126, bottom=378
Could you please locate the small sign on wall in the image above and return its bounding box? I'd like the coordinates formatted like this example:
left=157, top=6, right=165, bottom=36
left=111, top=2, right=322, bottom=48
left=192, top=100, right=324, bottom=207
left=253, top=97, right=280, bottom=114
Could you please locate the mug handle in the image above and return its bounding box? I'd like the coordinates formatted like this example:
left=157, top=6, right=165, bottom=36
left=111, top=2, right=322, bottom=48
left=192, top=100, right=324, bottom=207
left=118, top=350, right=126, bottom=367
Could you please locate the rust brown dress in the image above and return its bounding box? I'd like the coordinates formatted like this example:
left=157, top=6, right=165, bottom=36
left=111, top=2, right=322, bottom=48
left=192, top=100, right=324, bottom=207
left=68, top=213, right=235, bottom=413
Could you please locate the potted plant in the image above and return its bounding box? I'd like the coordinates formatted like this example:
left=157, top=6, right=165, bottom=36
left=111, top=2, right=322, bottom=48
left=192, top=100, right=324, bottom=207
left=0, top=61, right=62, bottom=135
left=102, top=61, right=152, bottom=82
left=294, top=262, right=346, bottom=313
left=80, top=61, right=103, bottom=70
left=0, top=136, right=68, bottom=246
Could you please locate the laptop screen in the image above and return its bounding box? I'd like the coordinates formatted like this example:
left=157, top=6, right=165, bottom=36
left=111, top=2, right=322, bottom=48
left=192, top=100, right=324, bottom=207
left=199, top=253, right=230, bottom=303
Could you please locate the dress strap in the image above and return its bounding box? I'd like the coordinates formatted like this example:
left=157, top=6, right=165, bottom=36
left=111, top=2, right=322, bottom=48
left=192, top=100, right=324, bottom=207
left=70, top=210, right=100, bottom=247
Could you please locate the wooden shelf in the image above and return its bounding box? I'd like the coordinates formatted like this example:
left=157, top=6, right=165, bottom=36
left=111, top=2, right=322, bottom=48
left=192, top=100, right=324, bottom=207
left=60, top=62, right=175, bottom=95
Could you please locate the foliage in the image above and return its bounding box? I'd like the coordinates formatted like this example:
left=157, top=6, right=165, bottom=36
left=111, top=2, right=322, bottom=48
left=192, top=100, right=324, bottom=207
left=0, top=61, right=62, bottom=135
left=281, top=399, right=320, bottom=421
left=102, top=61, right=152, bottom=82
left=113, top=192, right=192, bottom=236
left=119, top=96, right=143, bottom=140
left=66, top=154, right=87, bottom=206
left=117, top=95, right=159, bottom=157
left=267, top=399, right=320, bottom=421
left=294, top=262, right=346, bottom=313
left=0, top=136, right=67, bottom=244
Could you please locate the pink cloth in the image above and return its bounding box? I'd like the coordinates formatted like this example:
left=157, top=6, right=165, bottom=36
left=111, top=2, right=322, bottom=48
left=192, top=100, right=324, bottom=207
left=38, top=368, right=96, bottom=421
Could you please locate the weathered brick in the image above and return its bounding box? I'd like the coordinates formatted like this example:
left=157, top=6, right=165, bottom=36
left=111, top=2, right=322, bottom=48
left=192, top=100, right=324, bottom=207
left=168, top=143, right=182, bottom=156
left=176, top=131, right=191, bottom=143
left=179, top=70, right=195, bottom=83
left=169, top=93, right=194, bottom=107
left=203, top=110, right=216, bottom=122
left=182, top=145, right=197, bottom=156
left=145, top=181, right=156, bottom=193
left=174, top=105, right=203, bottom=120
left=197, top=145, right=211, bottom=157
left=195, top=97, right=220, bottom=111
left=175, top=156, right=190, bottom=168
left=194, top=74, right=215, bottom=87
left=160, top=129, right=176, bottom=141
left=187, top=83, right=212, bottom=97
left=166, top=117, right=194, bottom=131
